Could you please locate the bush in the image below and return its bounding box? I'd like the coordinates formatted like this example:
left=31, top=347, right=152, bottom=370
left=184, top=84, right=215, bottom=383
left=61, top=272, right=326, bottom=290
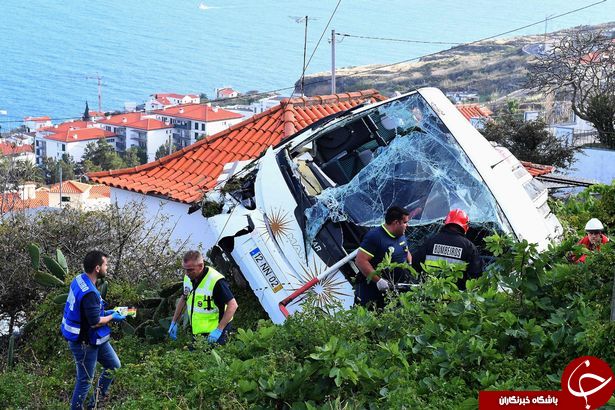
left=1, top=184, right=615, bottom=408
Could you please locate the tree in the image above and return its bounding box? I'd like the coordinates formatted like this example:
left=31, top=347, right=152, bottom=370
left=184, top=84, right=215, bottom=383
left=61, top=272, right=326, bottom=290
left=40, top=155, right=76, bottom=184
left=123, top=146, right=148, bottom=166
left=155, top=141, right=178, bottom=161
left=82, top=139, right=125, bottom=171
left=0, top=202, right=187, bottom=337
left=82, top=101, right=90, bottom=121
left=481, top=116, right=578, bottom=169
left=527, top=30, right=615, bottom=145
left=0, top=155, right=43, bottom=214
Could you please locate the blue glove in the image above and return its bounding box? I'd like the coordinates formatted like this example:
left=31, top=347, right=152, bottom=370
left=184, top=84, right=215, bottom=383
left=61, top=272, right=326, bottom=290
left=168, top=321, right=178, bottom=340
left=111, top=311, right=126, bottom=321
left=104, top=309, right=115, bottom=316
left=207, top=328, right=223, bottom=344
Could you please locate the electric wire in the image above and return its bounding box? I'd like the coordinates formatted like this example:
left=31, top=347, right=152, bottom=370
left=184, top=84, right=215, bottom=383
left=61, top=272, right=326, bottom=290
left=336, top=33, right=461, bottom=45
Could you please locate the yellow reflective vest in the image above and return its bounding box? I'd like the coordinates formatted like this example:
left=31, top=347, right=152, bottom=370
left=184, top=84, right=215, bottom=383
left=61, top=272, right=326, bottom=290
left=184, top=267, right=225, bottom=335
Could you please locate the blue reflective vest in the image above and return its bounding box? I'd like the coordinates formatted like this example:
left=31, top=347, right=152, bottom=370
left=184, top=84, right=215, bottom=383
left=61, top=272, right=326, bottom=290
left=61, top=273, right=111, bottom=345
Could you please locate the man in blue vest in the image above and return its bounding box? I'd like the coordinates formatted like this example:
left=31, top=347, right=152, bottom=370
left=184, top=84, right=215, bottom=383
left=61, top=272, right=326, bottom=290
left=168, top=250, right=238, bottom=344
left=355, top=205, right=413, bottom=308
left=61, top=250, right=126, bottom=409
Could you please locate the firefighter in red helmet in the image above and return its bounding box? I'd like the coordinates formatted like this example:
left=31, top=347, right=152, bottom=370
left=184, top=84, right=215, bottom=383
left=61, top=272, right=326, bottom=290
left=412, top=209, right=483, bottom=290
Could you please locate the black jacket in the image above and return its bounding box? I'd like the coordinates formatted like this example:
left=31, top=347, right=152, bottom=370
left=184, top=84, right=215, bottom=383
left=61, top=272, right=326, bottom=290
left=413, top=225, right=483, bottom=289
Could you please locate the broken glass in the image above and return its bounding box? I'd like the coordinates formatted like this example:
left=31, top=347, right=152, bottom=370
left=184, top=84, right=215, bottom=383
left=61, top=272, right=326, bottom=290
left=304, top=93, right=508, bottom=248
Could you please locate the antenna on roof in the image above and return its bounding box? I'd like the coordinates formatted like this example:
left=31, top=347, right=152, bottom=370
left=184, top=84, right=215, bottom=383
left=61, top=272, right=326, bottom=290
left=289, top=15, right=319, bottom=96
left=85, top=73, right=103, bottom=113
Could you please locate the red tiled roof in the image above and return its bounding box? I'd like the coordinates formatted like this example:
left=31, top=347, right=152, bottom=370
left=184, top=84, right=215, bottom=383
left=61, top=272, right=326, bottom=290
left=45, top=128, right=115, bottom=143
left=156, top=93, right=186, bottom=99
left=24, top=116, right=51, bottom=122
left=49, top=180, right=92, bottom=194
left=153, top=104, right=243, bottom=122
left=0, top=190, right=49, bottom=213
left=126, top=118, right=173, bottom=131
left=218, top=88, right=237, bottom=96
left=40, top=121, right=94, bottom=132
left=90, top=90, right=386, bottom=204
left=520, top=161, right=555, bottom=177
left=0, top=143, right=33, bottom=156
left=89, top=185, right=111, bottom=198
left=98, top=112, right=144, bottom=126
left=456, top=104, right=493, bottom=120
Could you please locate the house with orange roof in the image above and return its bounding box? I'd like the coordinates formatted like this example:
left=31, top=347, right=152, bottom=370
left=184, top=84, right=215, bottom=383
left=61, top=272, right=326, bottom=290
left=145, top=93, right=200, bottom=111
left=34, top=122, right=115, bottom=164
left=98, top=112, right=173, bottom=161
left=215, top=87, right=239, bottom=99
left=24, top=116, right=52, bottom=132
left=0, top=184, right=50, bottom=215
left=90, top=90, right=385, bottom=247
left=1, top=181, right=111, bottom=215
left=0, top=142, right=35, bottom=163
left=47, top=180, right=110, bottom=209
left=455, top=103, right=493, bottom=129
left=152, top=103, right=245, bottom=148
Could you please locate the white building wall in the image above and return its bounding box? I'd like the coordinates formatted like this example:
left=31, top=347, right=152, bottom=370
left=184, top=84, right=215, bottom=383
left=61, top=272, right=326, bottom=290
left=564, top=148, right=615, bottom=185
left=111, top=188, right=215, bottom=250
left=145, top=128, right=171, bottom=162
left=205, top=117, right=244, bottom=136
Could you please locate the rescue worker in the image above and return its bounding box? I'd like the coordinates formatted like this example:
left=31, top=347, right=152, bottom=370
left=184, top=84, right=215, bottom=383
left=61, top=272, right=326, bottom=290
left=412, top=209, right=483, bottom=290
left=61, top=250, right=126, bottom=410
left=355, top=205, right=413, bottom=308
left=168, top=250, right=238, bottom=344
left=574, top=218, right=609, bottom=264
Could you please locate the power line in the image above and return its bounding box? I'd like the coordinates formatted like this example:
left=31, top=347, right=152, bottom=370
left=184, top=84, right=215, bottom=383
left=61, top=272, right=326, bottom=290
left=336, top=33, right=461, bottom=46
left=0, top=0, right=606, bottom=126
left=304, top=0, right=343, bottom=74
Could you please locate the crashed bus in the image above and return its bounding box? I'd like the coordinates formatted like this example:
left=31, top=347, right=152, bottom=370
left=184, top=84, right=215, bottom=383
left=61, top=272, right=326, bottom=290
left=204, top=87, right=562, bottom=324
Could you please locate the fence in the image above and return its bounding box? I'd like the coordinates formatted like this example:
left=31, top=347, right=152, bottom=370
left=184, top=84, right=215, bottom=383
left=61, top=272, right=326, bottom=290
left=572, top=130, right=615, bottom=149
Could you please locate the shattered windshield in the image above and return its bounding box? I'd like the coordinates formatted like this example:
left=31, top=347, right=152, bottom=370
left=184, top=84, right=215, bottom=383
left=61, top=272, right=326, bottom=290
left=303, top=92, right=509, bottom=245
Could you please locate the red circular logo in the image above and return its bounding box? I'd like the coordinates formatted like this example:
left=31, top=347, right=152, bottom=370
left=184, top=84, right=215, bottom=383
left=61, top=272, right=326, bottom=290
left=561, top=356, right=615, bottom=409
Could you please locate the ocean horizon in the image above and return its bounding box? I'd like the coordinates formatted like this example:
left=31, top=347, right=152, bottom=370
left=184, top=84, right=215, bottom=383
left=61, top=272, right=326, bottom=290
left=0, top=0, right=613, bottom=125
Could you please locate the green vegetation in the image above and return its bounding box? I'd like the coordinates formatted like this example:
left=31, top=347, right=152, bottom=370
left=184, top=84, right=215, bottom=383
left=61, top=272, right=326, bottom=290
left=1, top=184, right=615, bottom=408
left=480, top=115, right=579, bottom=168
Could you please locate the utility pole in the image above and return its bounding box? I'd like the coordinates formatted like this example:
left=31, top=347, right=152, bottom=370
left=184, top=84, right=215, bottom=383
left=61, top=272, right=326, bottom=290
left=58, top=162, right=63, bottom=210
left=85, top=73, right=103, bottom=113
left=331, top=29, right=336, bottom=94
left=290, top=15, right=318, bottom=96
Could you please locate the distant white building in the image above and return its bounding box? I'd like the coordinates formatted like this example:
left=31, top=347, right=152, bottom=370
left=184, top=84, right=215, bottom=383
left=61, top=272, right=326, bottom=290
left=34, top=121, right=115, bottom=163
left=145, top=93, right=200, bottom=111
left=446, top=92, right=479, bottom=104
left=215, top=87, right=239, bottom=99
left=250, top=95, right=286, bottom=114
left=153, top=103, right=244, bottom=148
left=23, top=116, right=52, bottom=132
left=98, top=112, right=174, bottom=162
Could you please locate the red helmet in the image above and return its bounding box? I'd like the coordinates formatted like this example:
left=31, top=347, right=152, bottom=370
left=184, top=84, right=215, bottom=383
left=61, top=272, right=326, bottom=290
left=444, top=209, right=469, bottom=233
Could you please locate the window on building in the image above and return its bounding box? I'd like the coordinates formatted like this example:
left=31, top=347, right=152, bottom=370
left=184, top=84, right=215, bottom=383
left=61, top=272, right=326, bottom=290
left=194, top=122, right=198, bottom=130
left=107, top=138, right=115, bottom=143
left=61, top=144, right=66, bottom=152
left=201, top=123, right=205, bottom=131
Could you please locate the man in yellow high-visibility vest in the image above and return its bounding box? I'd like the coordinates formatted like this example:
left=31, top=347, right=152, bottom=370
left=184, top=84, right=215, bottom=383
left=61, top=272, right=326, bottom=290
left=168, top=250, right=238, bottom=344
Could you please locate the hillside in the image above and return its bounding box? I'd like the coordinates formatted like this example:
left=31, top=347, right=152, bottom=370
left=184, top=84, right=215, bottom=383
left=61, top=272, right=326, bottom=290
left=302, top=22, right=615, bottom=101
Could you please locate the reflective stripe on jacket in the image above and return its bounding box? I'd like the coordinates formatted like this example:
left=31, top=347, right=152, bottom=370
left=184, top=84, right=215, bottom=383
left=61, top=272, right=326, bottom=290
left=61, top=273, right=111, bottom=345
left=185, top=267, right=226, bottom=335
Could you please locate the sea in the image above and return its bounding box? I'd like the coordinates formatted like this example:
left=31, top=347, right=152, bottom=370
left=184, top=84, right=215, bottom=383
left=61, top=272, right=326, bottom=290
left=0, top=0, right=613, bottom=126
